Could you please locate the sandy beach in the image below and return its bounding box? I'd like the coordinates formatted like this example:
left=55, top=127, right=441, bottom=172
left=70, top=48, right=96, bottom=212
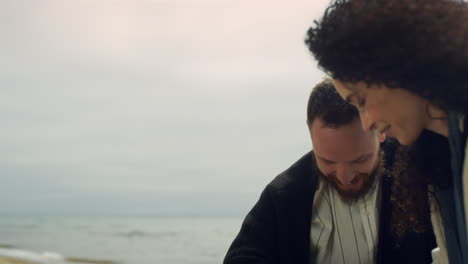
left=0, top=256, right=31, bottom=264
left=0, top=255, right=118, bottom=264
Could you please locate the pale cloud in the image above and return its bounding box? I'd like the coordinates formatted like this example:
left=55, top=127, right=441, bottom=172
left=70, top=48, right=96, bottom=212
left=0, top=0, right=329, bottom=215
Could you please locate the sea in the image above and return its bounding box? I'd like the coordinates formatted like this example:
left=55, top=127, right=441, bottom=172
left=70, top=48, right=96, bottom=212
left=0, top=215, right=244, bottom=264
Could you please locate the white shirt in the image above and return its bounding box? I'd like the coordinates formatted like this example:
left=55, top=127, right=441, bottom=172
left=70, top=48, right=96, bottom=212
left=309, top=176, right=380, bottom=264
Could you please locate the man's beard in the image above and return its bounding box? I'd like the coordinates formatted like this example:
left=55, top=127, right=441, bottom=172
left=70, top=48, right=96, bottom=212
left=316, top=151, right=384, bottom=202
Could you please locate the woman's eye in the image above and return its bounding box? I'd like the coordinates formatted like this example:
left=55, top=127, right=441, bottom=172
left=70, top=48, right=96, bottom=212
left=356, top=98, right=366, bottom=112
left=358, top=98, right=366, bottom=107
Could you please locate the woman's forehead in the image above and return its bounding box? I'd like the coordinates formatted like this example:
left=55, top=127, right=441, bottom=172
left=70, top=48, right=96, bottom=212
left=332, top=79, right=357, bottom=99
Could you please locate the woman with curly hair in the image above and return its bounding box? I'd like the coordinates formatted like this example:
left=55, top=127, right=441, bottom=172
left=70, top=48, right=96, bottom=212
left=305, top=0, right=468, bottom=263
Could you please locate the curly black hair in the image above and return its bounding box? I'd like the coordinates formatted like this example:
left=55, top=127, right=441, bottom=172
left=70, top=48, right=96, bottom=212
left=388, top=130, right=450, bottom=243
left=305, top=0, right=468, bottom=113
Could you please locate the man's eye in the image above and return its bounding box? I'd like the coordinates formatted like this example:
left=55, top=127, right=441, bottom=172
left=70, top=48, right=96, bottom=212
left=354, top=156, right=369, bottom=164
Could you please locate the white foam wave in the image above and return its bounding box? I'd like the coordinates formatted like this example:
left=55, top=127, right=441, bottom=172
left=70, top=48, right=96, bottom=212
left=0, top=248, right=66, bottom=263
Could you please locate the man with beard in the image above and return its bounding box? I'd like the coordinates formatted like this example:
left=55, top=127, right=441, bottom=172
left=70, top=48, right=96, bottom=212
left=224, top=80, right=436, bottom=264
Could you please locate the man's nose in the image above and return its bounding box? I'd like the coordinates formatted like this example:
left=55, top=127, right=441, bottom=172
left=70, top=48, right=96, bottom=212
left=336, top=165, right=355, bottom=185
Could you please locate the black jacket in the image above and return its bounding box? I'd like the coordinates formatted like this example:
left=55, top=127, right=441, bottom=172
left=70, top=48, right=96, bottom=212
left=224, top=146, right=436, bottom=264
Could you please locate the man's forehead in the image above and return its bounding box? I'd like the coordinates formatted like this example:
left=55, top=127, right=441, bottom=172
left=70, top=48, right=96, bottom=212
left=313, top=138, right=377, bottom=162
left=315, top=151, right=373, bottom=163
left=311, top=121, right=378, bottom=162
left=312, top=121, right=369, bottom=144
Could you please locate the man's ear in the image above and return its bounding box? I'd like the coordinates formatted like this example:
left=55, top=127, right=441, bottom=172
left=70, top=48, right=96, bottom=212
left=379, top=133, right=386, bottom=143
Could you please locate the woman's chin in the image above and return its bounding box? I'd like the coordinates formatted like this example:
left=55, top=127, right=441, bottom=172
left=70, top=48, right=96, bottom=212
left=394, top=132, right=420, bottom=146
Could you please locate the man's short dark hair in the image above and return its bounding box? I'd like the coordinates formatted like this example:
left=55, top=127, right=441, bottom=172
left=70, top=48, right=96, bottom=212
left=307, top=79, right=359, bottom=128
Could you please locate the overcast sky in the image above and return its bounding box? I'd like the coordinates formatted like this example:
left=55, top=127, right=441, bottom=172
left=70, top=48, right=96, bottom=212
left=1, top=0, right=329, bottom=216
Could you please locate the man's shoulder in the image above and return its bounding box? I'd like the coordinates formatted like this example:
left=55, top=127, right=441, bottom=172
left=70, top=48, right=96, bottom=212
left=265, top=151, right=318, bottom=197
left=224, top=152, right=318, bottom=264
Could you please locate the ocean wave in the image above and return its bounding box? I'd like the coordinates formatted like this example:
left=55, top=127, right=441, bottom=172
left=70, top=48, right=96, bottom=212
left=0, top=248, right=65, bottom=263
left=118, top=230, right=177, bottom=238
left=65, top=257, right=117, bottom=264
left=0, top=224, right=40, bottom=230
left=0, top=248, right=118, bottom=264
left=0, top=244, right=15, bottom=249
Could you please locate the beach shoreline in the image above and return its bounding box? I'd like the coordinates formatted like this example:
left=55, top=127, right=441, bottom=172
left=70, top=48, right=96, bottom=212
left=0, top=256, right=31, bottom=264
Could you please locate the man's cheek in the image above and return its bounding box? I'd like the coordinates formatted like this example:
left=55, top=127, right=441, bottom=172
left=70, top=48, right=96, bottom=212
left=358, top=163, right=374, bottom=175
left=317, top=164, right=333, bottom=176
